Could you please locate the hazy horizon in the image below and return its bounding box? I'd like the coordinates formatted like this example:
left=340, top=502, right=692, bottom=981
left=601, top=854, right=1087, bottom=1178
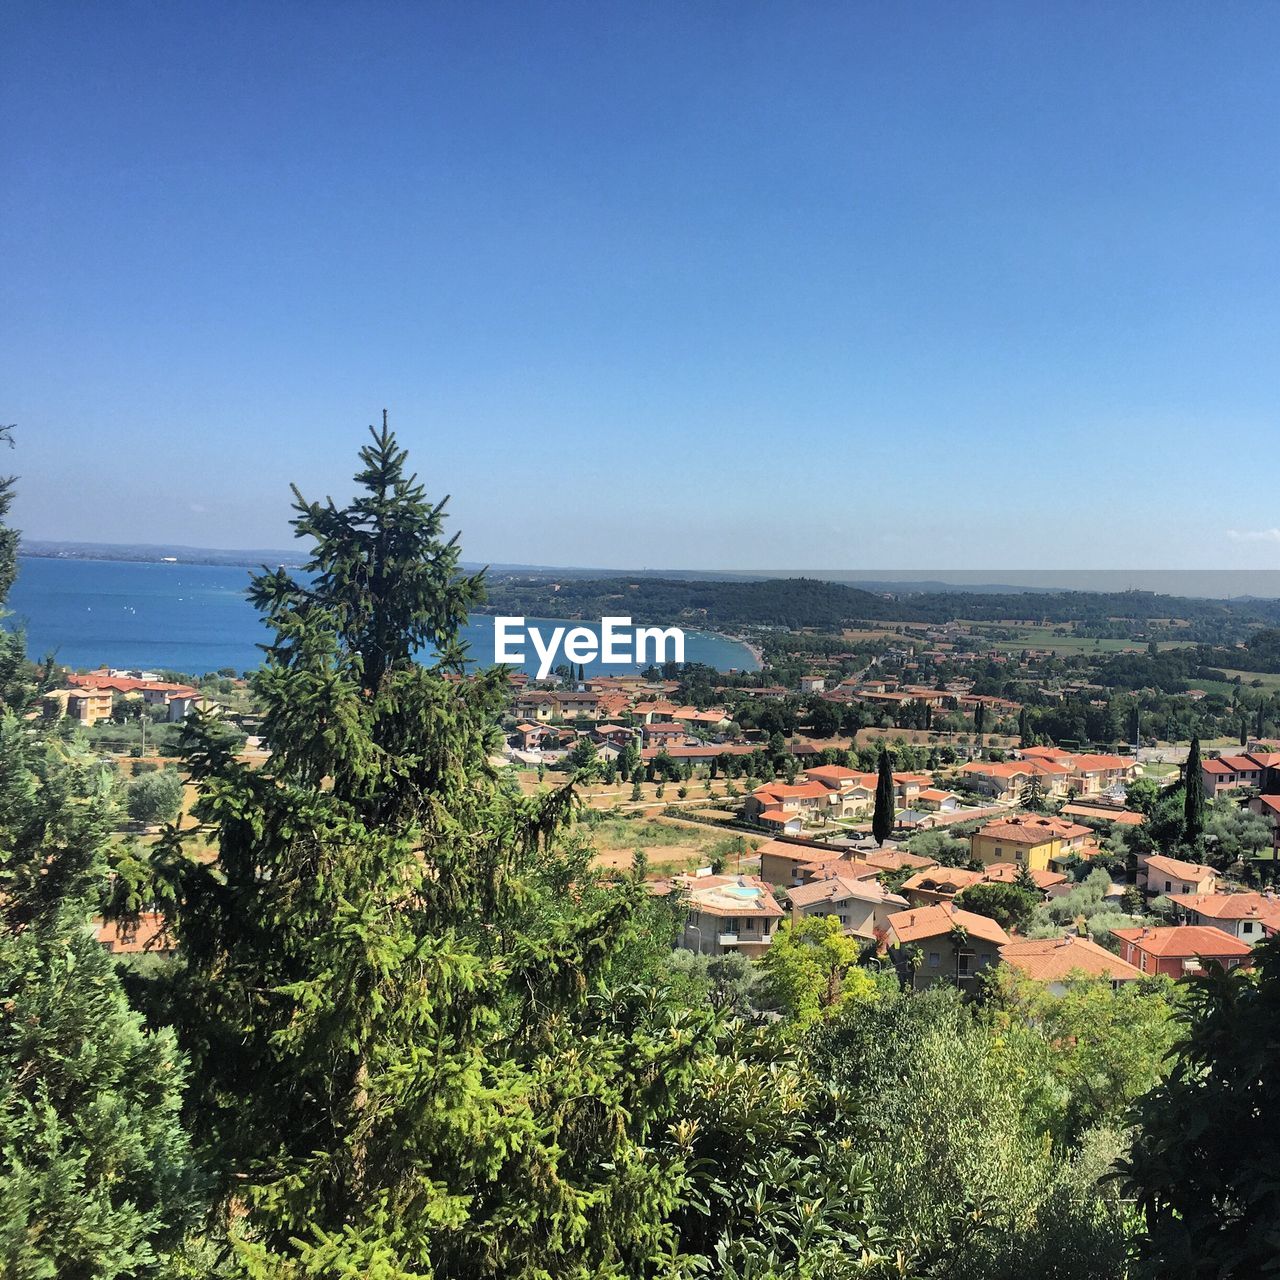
left=19, top=541, right=1280, bottom=601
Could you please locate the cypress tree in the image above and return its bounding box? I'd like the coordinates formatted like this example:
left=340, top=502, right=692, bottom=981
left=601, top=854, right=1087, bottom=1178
left=1018, top=706, right=1031, bottom=748
left=1184, top=735, right=1206, bottom=842
left=872, top=749, right=895, bottom=846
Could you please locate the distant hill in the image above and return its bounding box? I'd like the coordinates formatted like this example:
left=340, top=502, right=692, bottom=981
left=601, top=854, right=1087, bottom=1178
left=479, top=572, right=1280, bottom=636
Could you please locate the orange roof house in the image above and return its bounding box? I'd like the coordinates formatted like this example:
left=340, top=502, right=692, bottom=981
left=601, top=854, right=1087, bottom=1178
left=1139, top=853, right=1218, bottom=899
left=887, top=902, right=1010, bottom=991
left=999, top=934, right=1143, bottom=989
left=1111, top=925, right=1252, bottom=979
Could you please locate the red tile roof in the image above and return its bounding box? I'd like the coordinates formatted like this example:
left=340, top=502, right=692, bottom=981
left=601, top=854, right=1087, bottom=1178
left=888, top=901, right=1010, bottom=947
left=1111, top=925, right=1251, bottom=958
left=976, top=816, right=1091, bottom=844
left=1000, top=934, right=1142, bottom=982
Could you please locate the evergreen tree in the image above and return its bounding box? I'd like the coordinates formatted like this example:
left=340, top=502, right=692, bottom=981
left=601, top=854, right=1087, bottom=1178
left=1020, top=775, right=1047, bottom=813
left=1124, top=936, right=1280, bottom=1276
left=872, top=750, right=895, bottom=846
left=0, top=437, right=194, bottom=1276
left=127, top=422, right=724, bottom=1276
left=1184, top=736, right=1206, bottom=842
left=1018, top=706, right=1031, bottom=748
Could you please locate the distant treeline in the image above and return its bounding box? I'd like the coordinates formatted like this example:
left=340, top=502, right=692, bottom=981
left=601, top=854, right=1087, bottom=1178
left=479, top=574, right=1280, bottom=639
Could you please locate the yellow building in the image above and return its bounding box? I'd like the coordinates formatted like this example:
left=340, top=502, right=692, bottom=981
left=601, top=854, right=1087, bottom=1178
left=970, top=815, right=1092, bottom=872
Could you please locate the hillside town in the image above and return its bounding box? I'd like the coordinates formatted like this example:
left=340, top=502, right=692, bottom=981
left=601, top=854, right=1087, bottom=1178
left=493, top=647, right=1280, bottom=992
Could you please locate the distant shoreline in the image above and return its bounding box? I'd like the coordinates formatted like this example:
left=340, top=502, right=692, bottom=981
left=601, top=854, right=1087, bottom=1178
left=19, top=549, right=307, bottom=571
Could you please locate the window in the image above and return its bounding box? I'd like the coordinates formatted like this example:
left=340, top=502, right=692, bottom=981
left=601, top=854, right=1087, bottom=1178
left=927, top=951, right=940, bottom=967
left=958, top=952, right=972, bottom=974
left=1164, top=881, right=1172, bottom=892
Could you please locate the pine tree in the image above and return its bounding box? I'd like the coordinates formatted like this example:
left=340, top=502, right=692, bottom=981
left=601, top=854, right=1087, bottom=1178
left=0, top=435, right=194, bottom=1276
left=1020, top=775, right=1047, bottom=813
left=872, top=749, right=895, bottom=846
left=1184, top=736, right=1206, bottom=842
left=130, top=421, right=718, bottom=1276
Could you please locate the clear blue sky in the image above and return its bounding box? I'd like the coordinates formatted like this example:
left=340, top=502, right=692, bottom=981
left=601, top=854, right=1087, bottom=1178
left=3, top=2, right=1278, bottom=570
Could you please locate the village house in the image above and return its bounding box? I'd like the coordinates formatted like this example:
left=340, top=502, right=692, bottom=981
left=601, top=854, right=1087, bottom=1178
left=959, top=758, right=1071, bottom=803
left=915, top=788, right=962, bottom=814
left=513, top=690, right=557, bottom=722
left=1166, top=890, right=1280, bottom=942
left=1137, top=852, right=1218, bottom=899
left=1015, top=746, right=1140, bottom=797
left=899, top=866, right=985, bottom=907
left=42, top=686, right=115, bottom=726
left=742, top=781, right=834, bottom=827
left=553, top=690, right=602, bottom=720
left=999, top=934, right=1142, bottom=993
left=591, top=723, right=636, bottom=748
left=857, top=849, right=935, bottom=877
left=803, top=765, right=877, bottom=817
left=95, top=912, right=175, bottom=959
left=670, top=705, right=732, bottom=732
left=642, top=722, right=687, bottom=748
left=631, top=699, right=679, bottom=723
left=1111, top=925, right=1252, bottom=978
left=981, top=862, right=1067, bottom=892
left=677, top=874, right=785, bottom=958
left=1247, top=794, right=1280, bottom=855
left=512, top=722, right=555, bottom=751
left=798, top=674, right=826, bottom=693
left=886, top=902, right=1010, bottom=991
left=758, top=839, right=855, bottom=887
left=970, top=815, right=1093, bottom=872
left=1201, top=751, right=1280, bottom=797
left=786, top=873, right=906, bottom=941
left=639, top=742, right=756, bottom=770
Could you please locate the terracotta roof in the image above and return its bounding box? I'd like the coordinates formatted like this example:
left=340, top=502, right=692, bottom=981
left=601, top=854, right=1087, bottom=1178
left=788, top=875, right=906, bottom=909
left=1143, top=853, right=1217, bottom=882
left=1111, top=925, right=1252, bottom=958
left=977, top=816, right=1091, bottom=844
left=1020, top=746, right=1076, bottom=762
left=901, top=867, right=985, bottom=895
left=804, top=765, right=871, bottom=785
left=1000, top=934, right=1143, bottom=982
left=1070, top=754, right=1136, bottom=772
left=758, top=808, right=799, bottom=825
left=751, top=781, right=832, bottom=802
left=1167, top=891, right=1280, bottom=922
left=95, top=912, right=171, bottom=954
left=888, top=901, right=1010, bottom=947
left=981, top=862, right=1066, bottom=889
left=860, top=850, right=937, bottom=873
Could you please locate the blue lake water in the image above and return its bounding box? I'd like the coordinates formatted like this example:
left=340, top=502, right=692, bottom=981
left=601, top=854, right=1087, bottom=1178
left=7, top=556, right=759, bottom=677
